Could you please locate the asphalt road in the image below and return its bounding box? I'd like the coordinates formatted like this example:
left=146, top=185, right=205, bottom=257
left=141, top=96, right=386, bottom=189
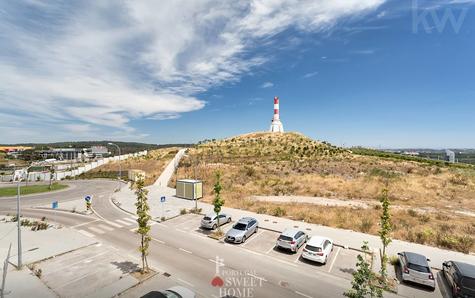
left=0, top=179, right=437, bottom=298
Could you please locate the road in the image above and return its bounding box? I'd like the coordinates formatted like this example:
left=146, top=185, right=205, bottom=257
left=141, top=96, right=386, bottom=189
left=0, top=179, right=435, bottom=298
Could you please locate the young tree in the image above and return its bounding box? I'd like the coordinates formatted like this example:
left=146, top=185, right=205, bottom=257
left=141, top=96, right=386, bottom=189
left=344, top=242, right=382, bottom=298
left=49, top=166, right=55, bottom=190
left=379, top=188, right=392, bottom=282
left=134, top=176, right=151, bottom=273
left=212, top=172, right=225, bottom=232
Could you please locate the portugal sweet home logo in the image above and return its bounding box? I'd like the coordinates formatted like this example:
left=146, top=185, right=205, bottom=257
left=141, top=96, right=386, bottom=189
left=210, top=256, right=264, bottom=297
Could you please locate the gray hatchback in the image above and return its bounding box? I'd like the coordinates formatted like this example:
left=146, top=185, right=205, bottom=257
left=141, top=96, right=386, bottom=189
left=225, top=217, right=258, bottom=244
left=200, top=213, right=231, bottom=230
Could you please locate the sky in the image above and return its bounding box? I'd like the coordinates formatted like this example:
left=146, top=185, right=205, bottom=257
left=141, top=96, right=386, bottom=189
left=0, top=0, right=474, bottom=148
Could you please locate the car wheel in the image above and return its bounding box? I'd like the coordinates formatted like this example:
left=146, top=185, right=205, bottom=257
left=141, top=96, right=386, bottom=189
left=227, top=217, right=231, bottom=223
left=242, top=236, right=246, bottom=243
left=212, top=224, right=217, bottom=230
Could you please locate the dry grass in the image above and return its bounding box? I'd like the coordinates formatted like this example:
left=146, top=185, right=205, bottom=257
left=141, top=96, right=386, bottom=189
left=171, top=132, right=475, bottom=253
left=88, top=147, right=179, bottom=186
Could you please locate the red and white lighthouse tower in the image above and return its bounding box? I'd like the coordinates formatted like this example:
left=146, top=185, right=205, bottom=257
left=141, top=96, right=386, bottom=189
left=270, top=96, right=284, bottom=133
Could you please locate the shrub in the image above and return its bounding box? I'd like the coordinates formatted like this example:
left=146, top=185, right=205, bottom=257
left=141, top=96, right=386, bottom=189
left=455, top=235, right=474, bottom=254
left=256, top=207, right=267, bottom=214
left=407, top=209, right=418, bottom=217
left=272, top=207, right=286, bottom=217
left=389, top=255, right=399, bottom=266
left=359, top=218, right=373, bottom=233
left=418, top=214, right=430, bottom=223
left=180, top=208, right=187, bottom=215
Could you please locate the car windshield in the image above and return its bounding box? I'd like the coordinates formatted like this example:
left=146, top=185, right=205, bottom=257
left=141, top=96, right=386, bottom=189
left=203, top=216, right=211, bottom=221
left=305, top=245, right=322, bottom=252
left=233, top=223, right=247, bottom=230
left=278, top=235, right=293, bottom=241
left=408, top=263, right=430, bottom=273
left=461, top=277, right=475, bottom=290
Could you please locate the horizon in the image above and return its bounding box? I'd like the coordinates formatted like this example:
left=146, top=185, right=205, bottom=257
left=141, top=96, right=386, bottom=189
left=1, top=1, right=474, bottom=147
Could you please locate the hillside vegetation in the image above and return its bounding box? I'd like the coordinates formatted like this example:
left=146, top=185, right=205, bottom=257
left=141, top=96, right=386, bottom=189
left=171, top=132, right=475, bottom=253
left=80, top=147, right=179, bottom=186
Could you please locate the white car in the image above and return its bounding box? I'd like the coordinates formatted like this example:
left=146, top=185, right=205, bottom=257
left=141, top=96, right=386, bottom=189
left=301, top=236, right=333, bottom=264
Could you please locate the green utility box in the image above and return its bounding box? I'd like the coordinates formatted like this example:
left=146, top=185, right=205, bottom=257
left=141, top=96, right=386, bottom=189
left=176, top=179, right=203, bottom=200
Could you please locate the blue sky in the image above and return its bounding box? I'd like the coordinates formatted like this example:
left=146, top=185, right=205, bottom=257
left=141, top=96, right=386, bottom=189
left=1, top=0, right=474, bottom=148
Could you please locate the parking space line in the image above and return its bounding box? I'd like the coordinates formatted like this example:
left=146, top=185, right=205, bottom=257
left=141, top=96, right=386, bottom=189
left=179, top=248, right=192, bottom=254
left=177, top=278, right=194, bottom=288
left=71, top=219, right=100, bottom=228
left=175, top=216, right=200, bottom=227
left=266, top=255, right=298, bottom=267
left=328, top=247, right=341, bottom=273
left=242, top=230, right=264, bottom=247
left=294, top=254, right=301, bottom=263
left=265, top=244, right=276, bottom=254
left=176, top=228, right=188, bottom=233
left=241, top=248, right=263, bottom=256
left=295, top=290, right=313, bottom=298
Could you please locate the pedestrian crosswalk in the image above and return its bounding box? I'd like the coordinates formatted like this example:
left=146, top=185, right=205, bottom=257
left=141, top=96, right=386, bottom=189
left=76, top=217, right=141, bottom=237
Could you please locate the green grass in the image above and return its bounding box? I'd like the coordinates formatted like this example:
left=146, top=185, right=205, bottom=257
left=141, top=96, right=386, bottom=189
left=0, top=183, right=68, bottom=197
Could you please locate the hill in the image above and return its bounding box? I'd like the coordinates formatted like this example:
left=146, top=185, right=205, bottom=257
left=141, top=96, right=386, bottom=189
left=171, top=132, right=475, bottom=253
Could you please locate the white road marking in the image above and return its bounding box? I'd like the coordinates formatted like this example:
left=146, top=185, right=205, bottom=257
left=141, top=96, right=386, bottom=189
left=265, top=244, right=276, bottom=254
left=122, top=218, right=137, bottom=224
left=71, top=219, right=100, bottom=229
left=266, top=255, right=298, bottom=267
left=242, top=230, right=264, bottom=247
left=151, top=237, right=165, bottom=244
left=97, top=224, right=114, bottom=231
left=115, top=219, right=133, bottom=226
left=176, top=228, right=188, bottom=234
left=247, top=272, right=267, bottom=282
left=129, top=227, right=137, bottom=232
left=104, top=221, right=122, bottom=228
left=328, top=247, right=341, bottom=273
left=179, top=248, right=192, bottom=254
left=78, top=229, right=95, bottom=238
left=177, top=278, right=194, bottom=288
left=241, top=248, right=263, bottom=256
left=294, top=254, right=301, bottom=263
left=295, top=290, right=313, bottom=298
left=88, top=226, right=106, bottom=234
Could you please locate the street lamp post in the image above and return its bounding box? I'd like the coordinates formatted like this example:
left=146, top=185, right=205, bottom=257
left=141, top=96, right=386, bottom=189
left=15, top=164, right=34, bottom=269
left=108, top=143, right=121, bottom=190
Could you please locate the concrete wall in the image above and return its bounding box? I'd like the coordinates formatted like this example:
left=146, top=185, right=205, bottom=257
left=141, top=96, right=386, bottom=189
left=0, top=150, right=148, bottom=182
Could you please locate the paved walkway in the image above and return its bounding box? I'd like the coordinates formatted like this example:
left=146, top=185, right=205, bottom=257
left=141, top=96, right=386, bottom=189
left=112, top=149, right=475, bottom=271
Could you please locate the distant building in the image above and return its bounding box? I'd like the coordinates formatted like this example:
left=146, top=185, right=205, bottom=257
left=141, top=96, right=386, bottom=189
left=403, top=151, right=420, bottom=156
left=90, top=146, right=109, bottom=157
left=270, top=96, right=284, bottom=133
left=446, top=150, right=456, bottom=163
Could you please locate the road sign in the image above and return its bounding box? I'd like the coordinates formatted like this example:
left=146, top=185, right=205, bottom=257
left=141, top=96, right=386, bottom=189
left=85, top=195, right=92, bottom=202
left=160, top=196, right=166, bottom=203
left=52, top=201, right=58, bottom=209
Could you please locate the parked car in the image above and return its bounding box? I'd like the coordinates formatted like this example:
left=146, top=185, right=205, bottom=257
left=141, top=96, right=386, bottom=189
left=276, top=228, right=307, bottom=253
left=397, top=252, right=435, bottom=290
left=301, top=236, right=333, bottom=264
left=141, top=286, right=195, bottom=298
left=201, top=212, right=231, bottom=229
left=225, top=217, right=258, bottom=244
left=442, top=260, right=475, bottom=298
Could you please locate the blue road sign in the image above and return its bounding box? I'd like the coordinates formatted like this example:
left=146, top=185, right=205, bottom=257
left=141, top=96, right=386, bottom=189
left=85, top=195, right=92, bottom=202
left=52, top=201, right=58, bottom=209
left=160, top=196, right=166, bottom=203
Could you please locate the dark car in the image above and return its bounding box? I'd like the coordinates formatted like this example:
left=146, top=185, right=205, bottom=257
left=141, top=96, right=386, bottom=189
left=442, top=261, right=475, bottom=298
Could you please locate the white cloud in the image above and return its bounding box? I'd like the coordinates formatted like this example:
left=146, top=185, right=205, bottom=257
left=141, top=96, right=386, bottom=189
left=261, top=82, right=274, bottom=88
left=0, top=0, right=385, bottom=142
left=302, top=71, right=319, bottom=79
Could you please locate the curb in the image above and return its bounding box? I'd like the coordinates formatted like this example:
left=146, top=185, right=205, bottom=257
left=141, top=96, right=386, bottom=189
left=115, top=270, right=160, bottom=297
left=31, top=206, right=94, bottom=217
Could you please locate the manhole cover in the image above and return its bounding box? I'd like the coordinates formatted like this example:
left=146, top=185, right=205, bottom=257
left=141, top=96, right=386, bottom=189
left=163, top=272, right=171, bottom=277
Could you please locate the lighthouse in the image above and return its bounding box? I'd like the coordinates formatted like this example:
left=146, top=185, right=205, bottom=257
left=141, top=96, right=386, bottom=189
left=269, top=96, right=284, bottom=133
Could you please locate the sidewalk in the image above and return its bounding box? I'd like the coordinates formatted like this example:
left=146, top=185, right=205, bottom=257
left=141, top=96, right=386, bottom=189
left=112, top=148, right=475, bottom=270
